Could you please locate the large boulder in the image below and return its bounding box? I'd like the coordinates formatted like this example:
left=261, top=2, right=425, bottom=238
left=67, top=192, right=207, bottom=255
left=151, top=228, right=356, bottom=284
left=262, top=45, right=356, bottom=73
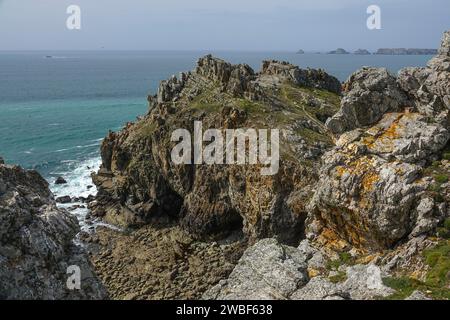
left=203, top=238, right=309, bottom=300
left=326, top=67, right=408, bottom=135
left=0, top=161, right=107, bottom=299
left=309, top=30, right=450, bottom=252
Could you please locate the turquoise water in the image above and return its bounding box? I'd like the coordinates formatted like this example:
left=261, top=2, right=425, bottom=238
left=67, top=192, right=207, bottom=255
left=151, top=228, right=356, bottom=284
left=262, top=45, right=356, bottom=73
left=0, top=51, right=433, bottom=196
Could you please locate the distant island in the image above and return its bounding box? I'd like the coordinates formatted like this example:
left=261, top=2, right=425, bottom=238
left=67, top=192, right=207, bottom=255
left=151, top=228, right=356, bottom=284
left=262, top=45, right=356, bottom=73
left=375, top=48, right=438, bottom=55
left=327, top=48, right=349, bottom=54
left=296, top=49, right=305, bottom=54
left=354, top=49, right=371, bottom=55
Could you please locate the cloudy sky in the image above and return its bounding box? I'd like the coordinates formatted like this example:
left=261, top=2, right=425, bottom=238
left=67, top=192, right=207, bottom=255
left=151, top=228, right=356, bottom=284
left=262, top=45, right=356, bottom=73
left=0, top=0, right=448, bottom=51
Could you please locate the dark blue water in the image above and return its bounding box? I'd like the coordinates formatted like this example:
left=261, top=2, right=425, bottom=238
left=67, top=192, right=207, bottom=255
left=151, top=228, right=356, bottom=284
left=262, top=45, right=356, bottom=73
left=0, top=51, right=432, bottom=191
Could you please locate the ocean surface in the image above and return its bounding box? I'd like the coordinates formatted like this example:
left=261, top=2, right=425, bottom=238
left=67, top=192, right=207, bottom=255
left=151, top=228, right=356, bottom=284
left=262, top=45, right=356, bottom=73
left=0, top=51, right=433, bottom=209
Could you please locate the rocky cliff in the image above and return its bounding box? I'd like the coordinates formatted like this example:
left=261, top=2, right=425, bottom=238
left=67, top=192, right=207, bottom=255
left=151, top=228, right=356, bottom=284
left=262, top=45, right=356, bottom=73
left=90, top=31, right=450, bottom=300
left=204, top=30, right=450, bottom=300
left=0, top=161, right=107, bottom=299
left=91, top=55, right=342, bottom=245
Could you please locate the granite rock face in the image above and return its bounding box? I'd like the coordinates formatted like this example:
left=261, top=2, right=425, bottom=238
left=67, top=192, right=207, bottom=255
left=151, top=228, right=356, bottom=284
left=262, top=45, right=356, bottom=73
left=0, top=161, right=107, bottom=299
left=203, top=238, right=309, bottom=300
left=326, top=67, right=409, bottom=135
left=310, top=31, right=450, bottom=251
left=204, top=238, right=395, bottom=300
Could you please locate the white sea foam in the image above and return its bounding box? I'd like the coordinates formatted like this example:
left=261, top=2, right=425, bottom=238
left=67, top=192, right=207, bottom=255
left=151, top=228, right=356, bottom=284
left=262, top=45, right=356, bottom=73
left=48, top=157, right=116, bottom=233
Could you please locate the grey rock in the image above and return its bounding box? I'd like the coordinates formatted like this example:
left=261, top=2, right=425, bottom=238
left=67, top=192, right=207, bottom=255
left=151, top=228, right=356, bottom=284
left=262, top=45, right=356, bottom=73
left=55, top=176, right=67, bottom=185
left=342, top=264, right=394, bottom=300
left=405, top=290, right=432, bottom=300
left=291, top=277, right=349, bottom=300
left=260, top=60, right=341, bottom=94
left=56, top=195, right=72, bottom=204
left=308, top=146, right=435, bottom=249
left=326, top=67, right=408, bottom=135
left=0, top=162, right=107, bottom=299
left=203, top=238, right=309, bottom=300
left=311, top=31, right=450, bottom=250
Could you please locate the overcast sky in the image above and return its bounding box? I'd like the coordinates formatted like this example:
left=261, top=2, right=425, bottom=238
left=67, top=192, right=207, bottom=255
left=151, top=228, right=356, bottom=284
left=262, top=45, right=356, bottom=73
left=0, top=0, right=448, bottom=51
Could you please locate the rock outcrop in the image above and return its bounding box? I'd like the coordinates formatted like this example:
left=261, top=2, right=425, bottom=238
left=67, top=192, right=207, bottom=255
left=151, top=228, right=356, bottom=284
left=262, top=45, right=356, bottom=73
left=204, top=238, right=395, bottom=300
left=376, top=48, right=438, bottom=55
left=354, top=49, right=371, bottom=55
left=0, top=161, right=107, bottom=299
left=328, top=48, right=350, bottom=55
left=326, top=67, right=409, bottom=134
left=203, top=31, right=449, bottom=301
left=92, top=55, right=342, bottom=245
left=203, top=239, right=309, bottom=299
left=312, top=31, right=450, bottom=251
left=89, top=31, right=449, bottom=300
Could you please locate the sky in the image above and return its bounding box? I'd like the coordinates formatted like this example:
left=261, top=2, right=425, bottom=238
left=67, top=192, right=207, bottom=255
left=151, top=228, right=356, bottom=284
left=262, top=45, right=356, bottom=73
left=0, top=0, right=448, bottom=51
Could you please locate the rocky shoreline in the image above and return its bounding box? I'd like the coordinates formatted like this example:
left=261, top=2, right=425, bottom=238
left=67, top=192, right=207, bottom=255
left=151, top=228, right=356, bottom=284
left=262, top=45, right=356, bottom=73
left=1, top=30, right=449, bottom=300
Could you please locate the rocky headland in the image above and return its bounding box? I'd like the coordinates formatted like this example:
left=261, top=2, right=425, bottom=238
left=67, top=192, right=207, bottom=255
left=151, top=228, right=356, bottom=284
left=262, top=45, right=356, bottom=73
left=89, top=30, right=449, bottom=300
left=376, top=48, right=438, bottom=55
left=1, top=31, right=449, bottom=300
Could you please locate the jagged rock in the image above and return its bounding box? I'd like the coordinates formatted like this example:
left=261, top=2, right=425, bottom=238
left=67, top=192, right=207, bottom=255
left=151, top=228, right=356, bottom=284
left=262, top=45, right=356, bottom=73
left=260, top=60, right=341, bottom=94
left=397, top=32, right=450, bottom=115
left=326, top=67, right=408, bottom=135
left=56, top=195, right=72, bottom=204
left=203, top=239, right=309, bottom=300
left=196, top=55, right=255, bottom=97
left=92, top=55, right=341, bottom=243
left=310, top=31, right=450, bottom=251
left=55, top=176, right=67, bottom=185
left=307, top=143, right=438, bottom=250
left=0, top=162, right=107, bottom=299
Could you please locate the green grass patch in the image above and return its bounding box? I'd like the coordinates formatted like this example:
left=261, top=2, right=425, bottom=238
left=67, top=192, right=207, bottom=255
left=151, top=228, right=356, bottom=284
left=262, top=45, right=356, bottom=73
left=383, top=240, right=450, bottom=300
left=444, top=218, right=450, bottom=230
left=295, top=127, right=332, bottom=145
left=326, top=252, right=356, bottom=271
left=423, top=241, right=450, bottom=289
left=236, top=99, right=266, bottom=114
left=434, top=174, right=449, bottom=184
left=382, top=277, right=423, bottom=300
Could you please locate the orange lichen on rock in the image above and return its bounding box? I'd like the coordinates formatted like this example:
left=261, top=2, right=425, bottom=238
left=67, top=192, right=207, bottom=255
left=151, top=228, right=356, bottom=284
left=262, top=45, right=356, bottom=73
left=362, top=171, right=379, bottom=192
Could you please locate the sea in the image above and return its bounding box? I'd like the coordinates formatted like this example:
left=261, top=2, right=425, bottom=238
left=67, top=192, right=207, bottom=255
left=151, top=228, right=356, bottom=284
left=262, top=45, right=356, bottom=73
left=0, top=51, right=433, bottom=225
